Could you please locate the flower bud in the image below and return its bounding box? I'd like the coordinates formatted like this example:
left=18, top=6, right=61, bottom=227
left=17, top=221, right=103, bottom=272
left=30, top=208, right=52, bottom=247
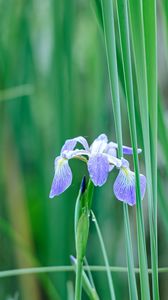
left=76, top=209, right=89, bottom=261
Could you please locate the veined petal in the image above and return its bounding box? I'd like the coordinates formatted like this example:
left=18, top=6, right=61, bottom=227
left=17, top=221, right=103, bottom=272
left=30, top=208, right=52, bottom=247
left=90, top=134, right=108, bottom=154
left=61, top=136, right=89, bottom=153
left=49, top=156, right=72, bottom=198
left=113, top=167, right=146, bottom=206
left=88, top=154, right=109, bottom=186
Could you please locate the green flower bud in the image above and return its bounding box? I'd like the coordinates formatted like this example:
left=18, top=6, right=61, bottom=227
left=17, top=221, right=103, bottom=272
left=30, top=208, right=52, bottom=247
left=76, top=209, right=89, bottom=261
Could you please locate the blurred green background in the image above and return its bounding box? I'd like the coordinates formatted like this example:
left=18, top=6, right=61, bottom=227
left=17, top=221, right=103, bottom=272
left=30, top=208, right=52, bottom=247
left=0, top=0, right=168, bottom=299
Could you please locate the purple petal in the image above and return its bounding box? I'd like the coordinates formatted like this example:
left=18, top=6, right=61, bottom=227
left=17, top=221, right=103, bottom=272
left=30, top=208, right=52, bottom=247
left=107, top=155, right=122, bottom=168
left=105, top=142, right=117, bottom=157
left=61, top=136, right=89, bottom=153
left=95, top=133, right=108, bottom=142
left=113, top=168, right=146, bottom=206
left=107, top=142, right=142, bottom=155
left=88, top=154, right=109, bottom=186
left=62, top=149, right=89, bottom=160
left=90, top=134, right=108, bottom=154
left=122, top=145, right=142, bottom=155
left=121, top=157, right=129, bottom=168
left=49, top=157, right=72, bottom=198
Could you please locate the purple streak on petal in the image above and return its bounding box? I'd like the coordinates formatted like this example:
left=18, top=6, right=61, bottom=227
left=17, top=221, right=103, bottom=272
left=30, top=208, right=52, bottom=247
left=88, top=154, right=109, bottom=186
left=90, top=134, right=108, bottom=154
left=49, top=157, right=72, bottom=198
left=61, top=136, right=89, bottom=153
left=70, top=255, right=77, bottom=265
left=113, top=168, right=146, bottom=206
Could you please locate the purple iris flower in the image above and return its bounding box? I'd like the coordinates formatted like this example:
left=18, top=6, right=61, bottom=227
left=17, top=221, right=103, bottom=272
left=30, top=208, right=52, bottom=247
left=49, top=134, right=146, bottom=206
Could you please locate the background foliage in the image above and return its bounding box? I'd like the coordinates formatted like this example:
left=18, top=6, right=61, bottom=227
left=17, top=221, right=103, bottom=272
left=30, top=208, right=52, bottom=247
left=0, top=0, right=168, bottom=299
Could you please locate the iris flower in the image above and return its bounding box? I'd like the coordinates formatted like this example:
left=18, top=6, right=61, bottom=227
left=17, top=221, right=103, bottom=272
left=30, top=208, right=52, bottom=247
left=49, top=134, right=146, bottom=206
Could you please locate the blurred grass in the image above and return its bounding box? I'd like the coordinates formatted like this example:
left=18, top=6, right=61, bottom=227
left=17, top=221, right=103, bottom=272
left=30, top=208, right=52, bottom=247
left=0, top=0, right=168, bottom=299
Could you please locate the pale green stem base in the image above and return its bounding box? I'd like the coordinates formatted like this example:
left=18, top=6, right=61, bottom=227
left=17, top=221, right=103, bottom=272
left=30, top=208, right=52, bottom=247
left=75, top=259, right=83, bottom=300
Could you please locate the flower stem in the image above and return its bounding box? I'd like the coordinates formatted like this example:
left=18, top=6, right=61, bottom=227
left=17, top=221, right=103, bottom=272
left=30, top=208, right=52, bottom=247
left=75, top=259, right=83, bottom=300
left=74, top=179, right=94, bottom=300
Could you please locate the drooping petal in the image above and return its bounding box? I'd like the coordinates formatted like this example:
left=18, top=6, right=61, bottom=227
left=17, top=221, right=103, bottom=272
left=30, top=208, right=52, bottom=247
left=49, top=156, right=72, bottom=198
left=107, top=154, right=122, bottom=168
left=62, top=149, right=89, bottom=160
left=107, top=142, right=142, bottom=155
left=113, top=167, right=146, bottom=206
left=105, top=142, right=117, bottom=157
left=122, top=145, right=142, bottom=155
left=61, top=136, right=89, bottom=153
left=90, top=134, right=108, bottom=154
left=88, top=154, right=109, bottom=186
left=105, top=142, right=117, bottom=171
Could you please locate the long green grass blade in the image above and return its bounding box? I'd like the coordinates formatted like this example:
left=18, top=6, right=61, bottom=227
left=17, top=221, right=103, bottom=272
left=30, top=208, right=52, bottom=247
left=116, top=1, right=150, bottom=299
left=143, top=2, right=159, bottom=297
left=128, top=0, right=159, bottom=298
left=100, top=1, right=140, bottom=299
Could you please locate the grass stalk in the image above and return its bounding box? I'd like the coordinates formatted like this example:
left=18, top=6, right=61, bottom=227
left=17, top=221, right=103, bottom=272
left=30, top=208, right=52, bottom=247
left=100, top=0, right=139, bottom=299
left=0, top=265, right=167, bottom=278
left=91, top=211, right=116, bottom=300
left=128, top=1, right=159, bottom=298
left=116, top=1, right=150, bottom=299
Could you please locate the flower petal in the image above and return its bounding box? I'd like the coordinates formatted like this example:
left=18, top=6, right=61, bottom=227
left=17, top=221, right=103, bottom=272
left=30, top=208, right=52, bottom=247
left=88, top=154, right=109, bottom=186
left=62, top=149, right=89, bottom=160
left=90, top=134, right=108, bottom=154
left=61, top=136, right=89, bottom=153
left=122, top=145, right=142, bottom=155
left=113, top=168, right=146, bottom=206
left=105, top=142, right=117, bottom=157
left=49, top=157, right=72, bottom=198
left=107, top=142, right=142, bottom=155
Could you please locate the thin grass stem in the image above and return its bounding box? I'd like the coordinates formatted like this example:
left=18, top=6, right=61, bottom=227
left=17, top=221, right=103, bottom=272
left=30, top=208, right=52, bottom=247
left=91, top=211, right=116, bottom=300
left=0, top=266, right=167, bottom=278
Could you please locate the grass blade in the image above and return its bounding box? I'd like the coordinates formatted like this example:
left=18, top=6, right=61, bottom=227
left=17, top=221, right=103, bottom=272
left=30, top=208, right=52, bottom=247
left=91, top=211, right=116, bottom=300
left=116, top=1, right=151, bottom=299
left=128, top=0, right=159, bottom=298
left=100, top=1, right=144, bottom=299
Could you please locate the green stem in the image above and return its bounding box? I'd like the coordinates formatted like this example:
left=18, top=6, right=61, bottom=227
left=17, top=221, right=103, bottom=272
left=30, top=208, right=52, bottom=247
left=92, top=211, right=116, bottom=300
left=75, top=259, right=83, bottom=300
left=74, top=179, right=95, bottom=300
left=0, top=265, right=167, bottom=277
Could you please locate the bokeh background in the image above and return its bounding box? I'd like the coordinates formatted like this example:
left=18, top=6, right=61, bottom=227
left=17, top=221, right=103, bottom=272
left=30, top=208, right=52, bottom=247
left=0, top=0, right=168, bottom=299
